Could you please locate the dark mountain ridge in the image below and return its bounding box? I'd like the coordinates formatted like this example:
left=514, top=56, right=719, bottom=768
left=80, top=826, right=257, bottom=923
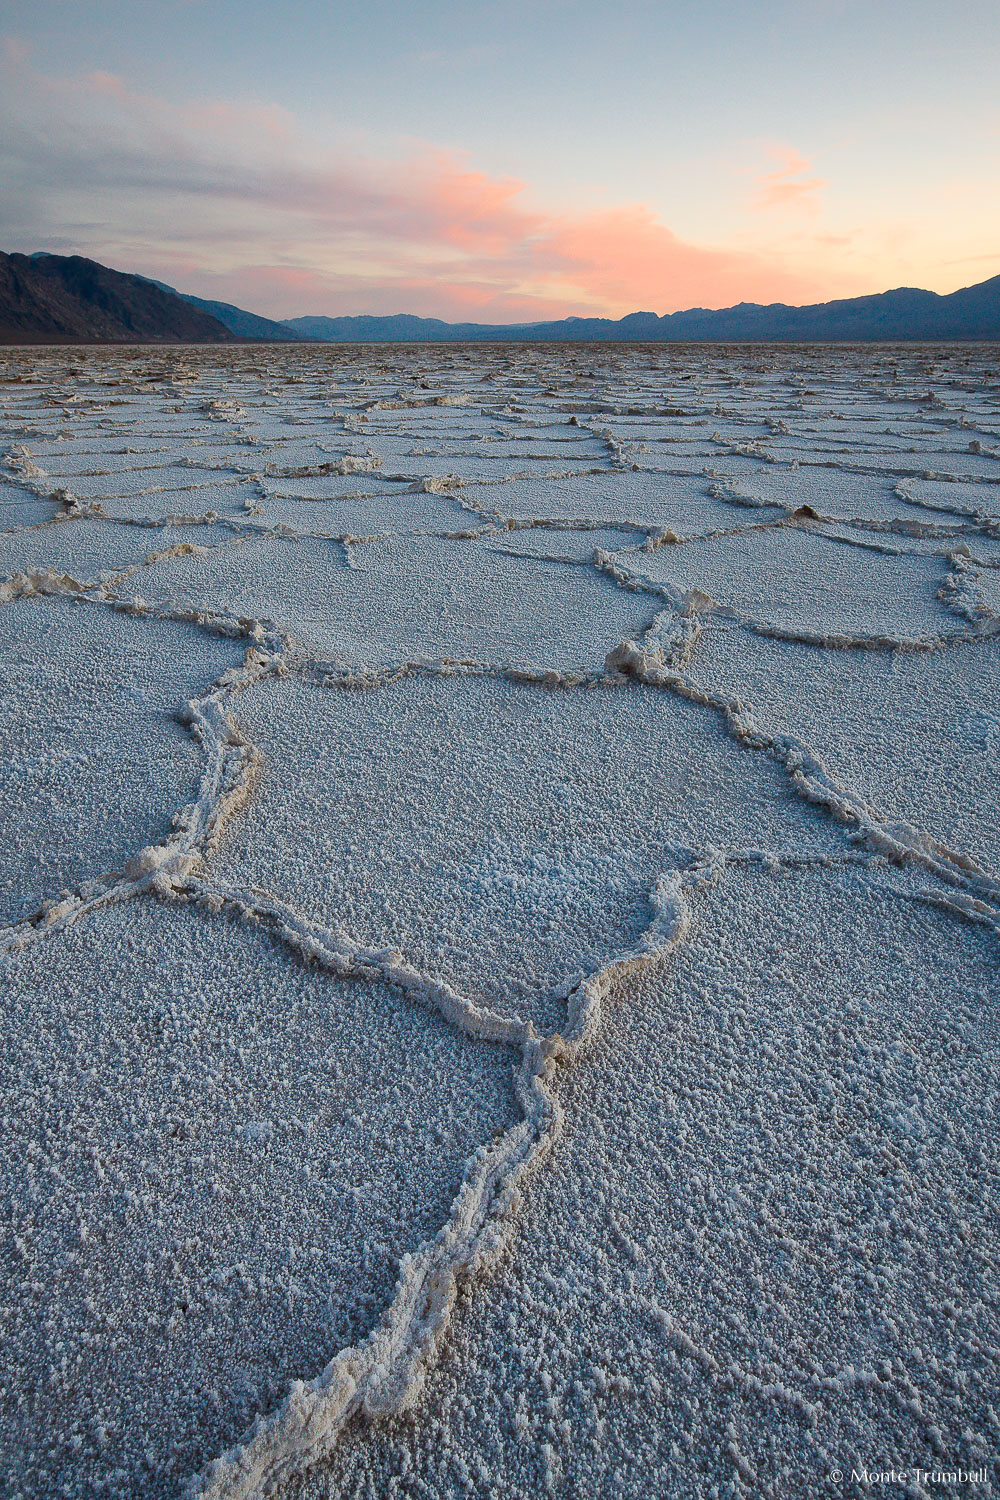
left=0, top=253, right=234, bottom=343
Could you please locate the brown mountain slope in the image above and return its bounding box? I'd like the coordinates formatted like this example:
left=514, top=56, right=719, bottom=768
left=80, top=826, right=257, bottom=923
left=0, top=253, right=235, bottom=343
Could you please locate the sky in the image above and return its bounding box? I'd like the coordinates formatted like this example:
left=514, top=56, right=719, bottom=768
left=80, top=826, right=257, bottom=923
left=1, top=0, right=998, bottom=321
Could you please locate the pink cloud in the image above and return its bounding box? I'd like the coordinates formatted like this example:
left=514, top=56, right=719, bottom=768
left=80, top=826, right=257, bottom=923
left=544, top=204, right=814, bottom=308
left=417, top=155, right=540, bottom=255
left=753, top=146, right=828, bottom=215
left=1, top=48, right=831, bottom=319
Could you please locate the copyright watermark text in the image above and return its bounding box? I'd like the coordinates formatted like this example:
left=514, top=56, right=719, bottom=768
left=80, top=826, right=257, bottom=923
left=829, top=1467, right=990, bottom=1487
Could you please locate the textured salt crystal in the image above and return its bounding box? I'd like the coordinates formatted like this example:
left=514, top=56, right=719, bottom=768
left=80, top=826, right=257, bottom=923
left=0, top=343, right=997, bottom=1500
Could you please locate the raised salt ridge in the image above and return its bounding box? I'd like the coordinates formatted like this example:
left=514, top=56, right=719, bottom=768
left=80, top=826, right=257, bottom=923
left=0, top=343, right=997, bottom=1499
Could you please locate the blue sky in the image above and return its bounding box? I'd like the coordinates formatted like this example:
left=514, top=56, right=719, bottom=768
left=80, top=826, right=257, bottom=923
left=2, top=0, right=997, bottom=318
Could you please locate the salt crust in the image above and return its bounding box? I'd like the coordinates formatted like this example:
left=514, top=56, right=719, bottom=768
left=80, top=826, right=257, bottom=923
left=1, top=343, right=998, bottom=1499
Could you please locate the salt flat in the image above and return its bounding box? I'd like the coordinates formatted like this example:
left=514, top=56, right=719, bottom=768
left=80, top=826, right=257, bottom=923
left=0, top=343, right=998, bottom=1500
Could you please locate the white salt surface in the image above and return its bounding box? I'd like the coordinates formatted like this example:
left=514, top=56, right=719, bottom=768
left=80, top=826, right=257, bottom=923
left=1, top=343, right=998, bottom=1500
left=635, top=524, right=956, bottom=641
left=0, top=898, right=516, bottom=1497
left=0, top=597, right=241, bottom=923
left=0, top=517, right=238, bottom=582
left=299, top=866, right=998, bottom=1499
left=687, top=625, right=1000, bottom=871
left=220, top=671, right=836, bottom=1028
left=139, top=532, right=652, bottom=670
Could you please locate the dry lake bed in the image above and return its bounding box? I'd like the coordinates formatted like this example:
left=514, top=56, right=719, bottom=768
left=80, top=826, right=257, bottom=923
left=1, top=343, right=998, bottom=1499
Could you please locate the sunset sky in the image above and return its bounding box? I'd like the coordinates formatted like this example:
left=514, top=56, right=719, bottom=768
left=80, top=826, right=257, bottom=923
left=2, top=0, right=998, bottom=321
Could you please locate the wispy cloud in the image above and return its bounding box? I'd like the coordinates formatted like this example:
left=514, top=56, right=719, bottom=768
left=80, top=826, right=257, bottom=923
left=0, top=45, right=825, bottom=318
left=753, top=146, right=828, bottom=215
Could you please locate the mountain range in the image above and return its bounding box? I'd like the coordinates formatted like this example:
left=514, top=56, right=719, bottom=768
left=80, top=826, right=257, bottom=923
left=2, top=251, right=999, bottom=343
left=0, top=252, right=235, bottom=343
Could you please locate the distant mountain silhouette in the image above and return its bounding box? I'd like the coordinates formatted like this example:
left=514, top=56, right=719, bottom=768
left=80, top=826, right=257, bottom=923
left=286, top=313, right=481, bottom=341
left=143, top=280, right=306, bottom=341
left=178, top=293, right=306, bottom=341
left=3, top=252, right=998, bottom=342
left=285, top=277, right=1000, bottom=341
left=0, top=253, right=234, bottom=343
